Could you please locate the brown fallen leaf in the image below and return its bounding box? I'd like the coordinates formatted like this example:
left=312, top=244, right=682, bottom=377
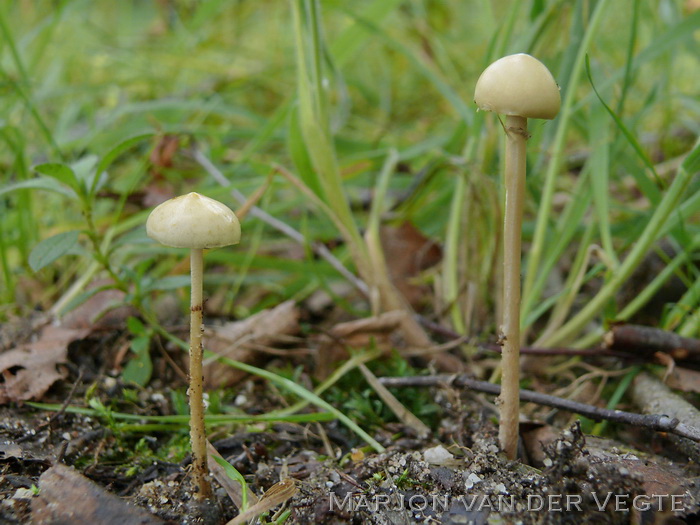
left=32, top=463, right=165, bottom=525
left=686, top=0, right=700, bottom=13
left=380, top=222, right=442, bottom=310
left=315, top=311, right=464, bottom=378
left=0, top=325, right=90, bottom=404
left=61, top=280, right=137, bottom=330
left=203, top=300, right=300, bottom=388
left=227, top=478, right=297, bottom=525
left=149, top=134, right=180, bottom=177
left=315, top=311, right=405, bottom=377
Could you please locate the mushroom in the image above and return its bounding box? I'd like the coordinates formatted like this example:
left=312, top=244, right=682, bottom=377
left=147, top=192, right=241, bottom=498
left=474, top=54, right=560, bottom=459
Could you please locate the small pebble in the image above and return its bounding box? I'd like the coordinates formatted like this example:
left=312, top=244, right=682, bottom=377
left=423, top=445, right=454, bottom=465
left=465, top=472, right=481, bottom=489
left=12, top=488, right=35, bottom=500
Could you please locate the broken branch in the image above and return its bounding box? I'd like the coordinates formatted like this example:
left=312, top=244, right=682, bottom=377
left=605, top=324, right=700, bottom=361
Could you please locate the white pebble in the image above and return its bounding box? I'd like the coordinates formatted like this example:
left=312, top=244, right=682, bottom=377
left=12, top=488, right=35, bottom=500
left=423, top=445, right=454, bottom=465
left=465, top=472, right=481, bottom=489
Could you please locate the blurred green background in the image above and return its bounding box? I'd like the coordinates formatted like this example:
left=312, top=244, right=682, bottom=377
left=1, top=0, right=698, bottom=348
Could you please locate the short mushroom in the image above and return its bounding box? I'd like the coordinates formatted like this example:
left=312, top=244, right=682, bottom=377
left=474, top=54, right=560, bottom=460
left=147, top=192, right=241, bottom=498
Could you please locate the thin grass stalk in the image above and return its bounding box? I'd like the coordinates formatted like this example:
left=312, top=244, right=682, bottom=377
left=665, top=274, right=700, bottom=334
left=541, top=142, right=700, bottom=347
left=365, top=150, right=399, bottom=315
left=291, top=1, right=432, bottom=340
left=0, top=7, right=63, bottom=159
left=522, top=166, right=592, bottom=333
left=589, top=108, right=618, bottom=267
left=617, top=236, right=700, bottom=322
left=442, top=173, right=466, bottom=333
left=521, top=0, right=610, bottom=321
left=534, top=220, right=596, bottom=346
left=292, top=0, right=372, bottom=283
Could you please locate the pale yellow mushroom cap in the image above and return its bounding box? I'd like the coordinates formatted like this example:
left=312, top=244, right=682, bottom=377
left=147, top=192, right=241, bottom=249
left=474, top=53, right=560, bottom=120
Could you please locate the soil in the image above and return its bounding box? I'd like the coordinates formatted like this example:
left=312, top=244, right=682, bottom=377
left=1, top=321, right=699, bottom=524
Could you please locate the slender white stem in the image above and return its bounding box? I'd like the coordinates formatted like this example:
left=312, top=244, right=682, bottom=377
left=499, top=115, right=527, bottom=460
left=189, top=248, right=212, bottom=498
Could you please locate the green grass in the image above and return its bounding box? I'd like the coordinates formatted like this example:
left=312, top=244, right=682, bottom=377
left=1, top=0, right=699, bottom=450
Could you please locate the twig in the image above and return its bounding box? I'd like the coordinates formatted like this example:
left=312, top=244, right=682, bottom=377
left=39, top=368, right=84, bottom=431
left=378, top=374, right=700, bottom=443
left=605, top=324, right=700, bottom=361
left=192, top=149, right=369, bottom=297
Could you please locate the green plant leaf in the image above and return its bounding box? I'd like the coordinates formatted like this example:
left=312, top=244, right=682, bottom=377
left=287, top=106, right=323, bottom=197
left=34, top=163, right=82, bottom=195
left=212, top=354, right=386, bottom=453
left=213, top=456, right=249, bottom=511
left=92, top=133, right=154, bottom=196
left=0, top=177, right=77, bottom=199
left=127, top=316, right=146, bottom=336
left=122, top=335, right=153, bottom=387
left=29, top=230, right=80, bottom=272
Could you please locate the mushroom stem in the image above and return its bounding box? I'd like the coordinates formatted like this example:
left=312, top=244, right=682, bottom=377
left=189, top=247, right=213, bottom=499
left=499, top=115, right=528, bottom=460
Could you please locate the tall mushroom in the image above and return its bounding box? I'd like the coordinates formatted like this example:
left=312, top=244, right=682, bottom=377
left=474, top=54, right=560, bottom=459
left=147, top=192, right=241, bottom=498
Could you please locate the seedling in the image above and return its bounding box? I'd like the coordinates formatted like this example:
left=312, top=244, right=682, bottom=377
left=147, top=192, right=241, bottom=498
left=474, top=54, right=560, bottom=459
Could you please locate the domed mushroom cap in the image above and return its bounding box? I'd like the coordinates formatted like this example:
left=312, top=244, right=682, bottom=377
left=474, top=53, right=560, bottom=120
left=147, top=192, right=241, bottom=249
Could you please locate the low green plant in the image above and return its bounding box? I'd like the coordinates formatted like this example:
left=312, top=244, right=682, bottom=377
left=326, top=351, right=442, bottom=431
left=213, top=456, right=250, bottom=512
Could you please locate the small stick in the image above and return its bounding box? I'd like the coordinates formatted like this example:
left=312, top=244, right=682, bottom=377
left=605, top=324, right=700, bottom=361
left=378, top=374, right=700, bottom=443
left=40, top=368, right=84, bottom=430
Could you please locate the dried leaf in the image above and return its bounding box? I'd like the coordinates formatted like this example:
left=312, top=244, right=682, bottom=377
left=0, top=326, right=89, bottom=404
left=379, top=222, right=441, bottom=309
left=203, top=301, right=300, bottom=387
left=149, top=134, right=180, bottom=175
left=227, top=478, right=297, bottom=525
left=316, top=311, right=463, bottom=378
